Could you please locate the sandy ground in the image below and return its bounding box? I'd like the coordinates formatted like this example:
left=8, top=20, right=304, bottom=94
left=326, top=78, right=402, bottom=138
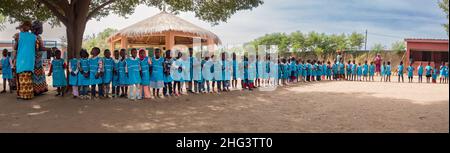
left=0, top=76, right=448, bottom=133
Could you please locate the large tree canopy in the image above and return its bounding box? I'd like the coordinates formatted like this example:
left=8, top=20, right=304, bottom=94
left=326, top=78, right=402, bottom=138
left=0, top=0, right=264, bottom=58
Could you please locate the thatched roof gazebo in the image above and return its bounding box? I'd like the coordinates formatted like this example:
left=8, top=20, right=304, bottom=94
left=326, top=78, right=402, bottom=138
left=108, top=11, right=221, bottom=53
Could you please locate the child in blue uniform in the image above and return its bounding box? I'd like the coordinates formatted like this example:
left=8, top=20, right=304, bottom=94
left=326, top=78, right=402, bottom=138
left=386, top=61, right=392, bottom=82
left=68, top=56, right=79, bottom=98
left=103, top=49, right=114, bottom=98
left=369, top=61, right=375, bottom=81
left=332, top=60, right=338, bottom=80
left=397, top=61, right=404, bottom=83
left=380, top=62, right=386, bottom=82
left=439, top=62, right=446, bottom=84
left=325, top=61, right=331, bottom=80
left=432, top=65, right=438, bottom=83
left=356, top=63, right=362, bottom=81
left=1, top=49, right=13, bottom=93
left=89, top=47, right=103, bottom=99
left=221, top=52, right=231, bottom=91
left=193, top=52, right=203, bottom=93
left=417, top=62, right=424, bottom=83
left=425, top=62, right=432, bottom=83
left=352, top=60, right=357, bottom=81
left=407, top=63, right=414, bottom=83
left=140, top=49, right=152, bottom=99
left=346, top=60, right=352, bottom=81
left=78, top=49, right=90, bottom=99
left=163, top=50, right=174, bottom=97
left=48, top=49, right=67, bottom=96
left=172, top=52, right=184, bottom=95
left=203, top=55, right=213, bottom=93
left=151, top=48, right=164, bottom=98
left=126, top=48, right=142, bottom=100
left=339, top=60, right=345, bottom=81
left=231, top=53, right=238, bottom=89
left=362, top=60, right=368, bottom=82
left=297, top=60, right=303, bottom=82
left=112, top=50, right=120, bottom=98
left=118, top=49, right=129, bottom=97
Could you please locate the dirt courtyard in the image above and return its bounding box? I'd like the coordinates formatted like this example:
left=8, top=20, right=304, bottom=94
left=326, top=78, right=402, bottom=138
left=0, top=79, right=448, bottom=133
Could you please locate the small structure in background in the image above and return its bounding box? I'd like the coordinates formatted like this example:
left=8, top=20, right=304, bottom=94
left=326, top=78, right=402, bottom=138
left=108, top=11, right=221, bottom=55
left=405, top=38, right=449, bottom=74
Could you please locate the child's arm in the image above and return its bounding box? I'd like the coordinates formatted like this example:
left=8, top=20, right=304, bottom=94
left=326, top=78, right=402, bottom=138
left=48, top=62, right=53, bottom=76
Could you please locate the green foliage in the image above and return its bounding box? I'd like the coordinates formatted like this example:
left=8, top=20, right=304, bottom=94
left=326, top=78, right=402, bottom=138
left=439, top=0, right=449, bottom=35
left=0, top=14, right=5, bottom=30
left=371, top=43, right=385, bottom=53
left=82, top=28, right=118, bottom=52
left=391, top=41, right=406, bottom=55
left=251, top=31, right=364, bottom=59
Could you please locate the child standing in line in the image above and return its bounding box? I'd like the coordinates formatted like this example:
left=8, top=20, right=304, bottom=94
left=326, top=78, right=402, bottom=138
left=112, top=50, right=121, bottom=98
left=213, top=54, right=223, bottom=92
left=193, top=52, right=203, bottom=93
left=78, top=49, right=90, bottom=99
left=151, top=48, right=165, bottom=98
left=407, top=63, right=414, bottom=83
left=172, top=52, right=183, bottom=95
left=89, top=47, right=104, bottom=99
left=439, top=62, right=446, bottom=84
left=322, top=60, right=327, bottom=81
left=304, top=60, right=309, bottom=82
left=417, top=62, right=424, bottom=83
left=102, top=49, right=114, bottom=98
left=1, top=49, right=13, bottom=93
left=68, top=55, right=79, bottom=98
left=48, top=49, right=67, bottom=96
left=339, top=60, right=345, bottom=81
left=326, top=61, right=332, bottom=80
left=432, top=65, right=438, bottom=83
left=203, top=55, right=213, bottom=93
left=289, top=57, right=297, bottom=83
left=352, top=60, right=357, bottom=81
left=140, top=49, right=152, bottom=99
left=311, top=60, right=316, bottom=82
left=357, top=63, right=362, bottom=81
left=126, top=48, right=142, bottom=100
left=118, top=49, right=129, bottom=97
left=222, top=52, right=231, bottom=91
left=163, top=50, right=174, bottom=97
left=425, top=62, right=432, bottom=83
left=297, top=60, right=303, bottom=82
left=369, top=61, right=375, bottom=82
left=397, top=61, right=404, bottom=83
left=332, top=60, right=338, bottom=80
left=231, top=53, right=238, bottom=89
left=380, top=62, right=386, bottom=82
left=386, top=61, right=392, bottom=82
left=346, top=60, right=352, bottom=81
left=362, top=60, right=369, bottom=82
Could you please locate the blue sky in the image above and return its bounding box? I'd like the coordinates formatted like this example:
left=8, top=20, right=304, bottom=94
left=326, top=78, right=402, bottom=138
left=0, top=0, right=448, bottom=49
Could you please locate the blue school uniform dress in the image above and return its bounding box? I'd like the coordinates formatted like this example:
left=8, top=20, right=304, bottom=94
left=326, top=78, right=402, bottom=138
left=297, top=64, right=303, bottom=77
left=357, top=65, right=362, bottom=76
left=385, top=65, right=392, bottom=76
left=425, top=66, right=432, bottom=77
left=16, top=32, right=36, bottom=74
left=203, top=60, right=214, bottom=81
left=397, top=65, right=404, bottom=76
left=332, top=64, right=338, bottom=76
left=432, top=69, right=437, bottom=80
left=362, top=64, right=368, bottom=76
left=270, top=62, right=278, bottom=79
left=78, top=58, right=90, bottom=86
left=103, top=57, right=114, bottom=84
left=163, top=58, right=174, bottom=83
left=183, top=58, right=193, bottom=82
left=112, top=59, right=120, bottom=87
left=339, top=63, right=345, bottom=76
left=380, top=65, right=385, bottom=76
left=126, top=57, right=141, bottom=85
left=316, top=64, right=322, bottom=77
left=440, top=66, right=445, bottom=78
left=407, top=66, right=414, bottom=78
left=232, top=59, right=238, bottom=79
left=214, top=60, right=223, bottom=81
left=89, top=57, right=103, bottom=85
left=192, top=58, right=202, bottom=82
left=417, top=66, right=424, bottom=76
left=289, top=62, right=297, bottom=78
left=306, top=63, right=311, bottom=77
left=1, top=56, right=13, bottom=79
left=369, top=65, right=375, bottom=76
left=352, top=64, right=357, bottom=75
left=327, top=65, right=332, bottom=77
left=140, top=57, right=151, bottom=85
left=347, top=64, right=353, bottom=76
left=248, top=61, right=257, bottom=82
left=222, top=60, right=231, bottom=81
left=151, top=57, right=164, bottom=88
left=189, top=56, right=194, bottom=81
left=51, top=59, right=67, bottom=87
left=172, top=59, right=184, bottom=82
left=68, top=59, right=78, bottom=86
left=283, top=63, right=290, bottom=79
left=277, top=63, right=283, bottom=79
left=118, top=59, right=129, bottom=86
left=263, top=61, right=270, bottom=79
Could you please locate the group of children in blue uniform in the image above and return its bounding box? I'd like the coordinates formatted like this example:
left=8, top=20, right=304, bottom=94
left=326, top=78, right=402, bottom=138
left=2, top=47, right=449, bottom=99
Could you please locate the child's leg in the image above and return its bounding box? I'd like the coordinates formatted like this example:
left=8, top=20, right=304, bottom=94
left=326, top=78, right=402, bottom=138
left=2, top=78, right=6, bottom=92
left=168, top=82, right=173, bottom=95
left=72, top=86, right=79, bottom=97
